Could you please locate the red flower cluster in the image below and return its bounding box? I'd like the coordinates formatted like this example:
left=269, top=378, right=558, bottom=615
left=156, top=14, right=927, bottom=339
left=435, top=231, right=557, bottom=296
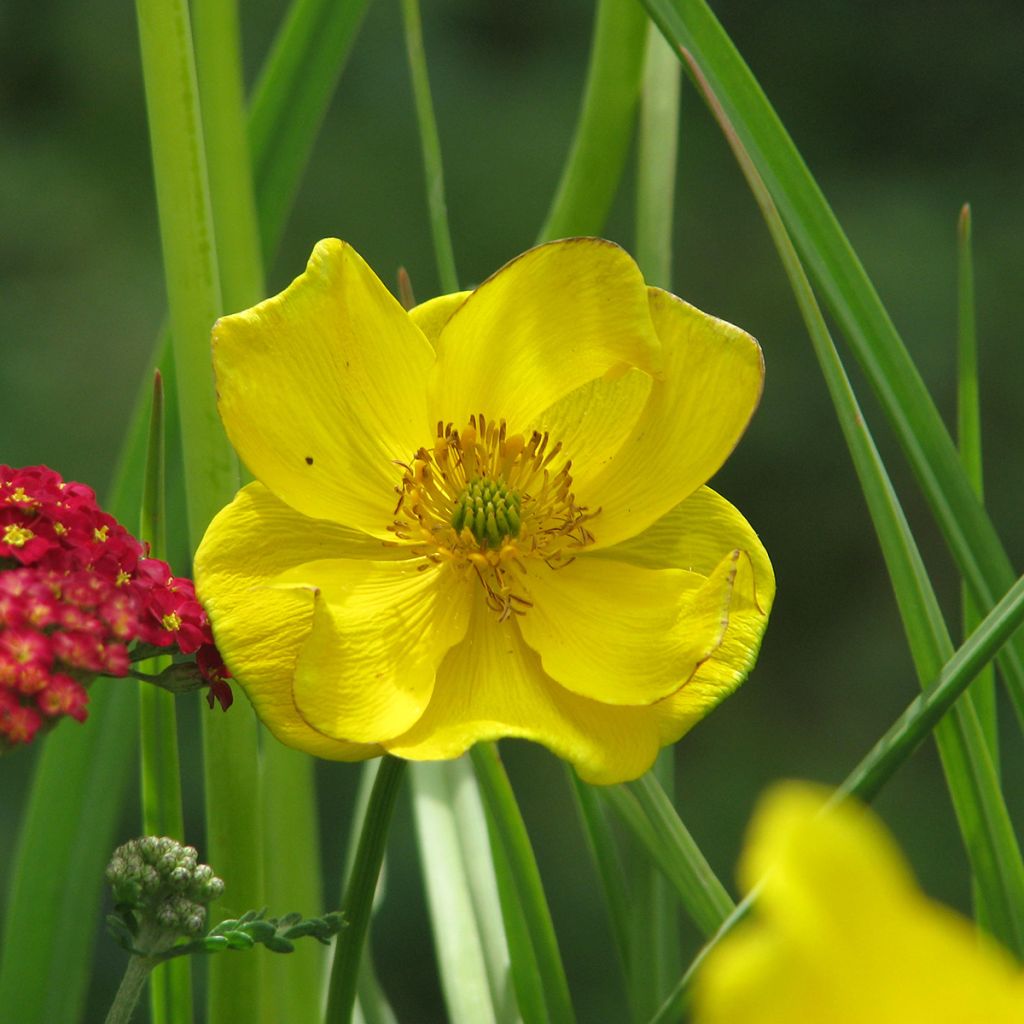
left=0, top=465, right=231, bottom=747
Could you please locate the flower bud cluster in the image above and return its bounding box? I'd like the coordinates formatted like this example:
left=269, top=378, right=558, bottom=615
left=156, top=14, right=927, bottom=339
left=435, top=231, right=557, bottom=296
left=107, top=836, right=225, bottom=946
left=0, top=465, right=231, bottom=747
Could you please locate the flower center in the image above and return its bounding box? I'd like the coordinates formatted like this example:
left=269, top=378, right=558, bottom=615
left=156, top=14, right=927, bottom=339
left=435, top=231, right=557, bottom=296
left=390, top=415, right=596, bottom=618
left=452, top=478, right=521, bottom=547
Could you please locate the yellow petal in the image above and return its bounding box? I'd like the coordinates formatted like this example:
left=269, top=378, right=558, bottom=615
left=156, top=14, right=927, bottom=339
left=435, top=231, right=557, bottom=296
left=280, top=558, right=470, bottom=744
left=582, top=287, right=764, bottom=551
left=409, top=291, right=471, bottom=347
left=697, top=784, right=1024, bottom=1023
left=193, top=481, right=391, bottom=760
left=597, top=488, right=773, bottom=741
left=427, top=238, right=661, bottom=432
left=384, top=600, right=664, bottom=784
left=516, top=551, right=743, bottom=706
left=212, top=238, right=434, bottom=537
left=533, top=368, right=652, bottom=484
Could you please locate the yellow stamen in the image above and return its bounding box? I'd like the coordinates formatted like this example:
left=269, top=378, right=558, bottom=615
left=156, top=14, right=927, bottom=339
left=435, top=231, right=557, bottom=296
left=3, top=524, right=34, bottom=548
left=10, top=487, right=30, bottom=503
left=391, top=414, right=596, bottom=618
left=162, top=612, right=182, bottom=631
left=94, top=525, right=110, bottom=542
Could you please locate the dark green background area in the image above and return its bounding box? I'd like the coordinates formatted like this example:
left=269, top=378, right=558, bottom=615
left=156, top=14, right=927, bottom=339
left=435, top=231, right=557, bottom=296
left=2, top=1, right=1023, bottom=1021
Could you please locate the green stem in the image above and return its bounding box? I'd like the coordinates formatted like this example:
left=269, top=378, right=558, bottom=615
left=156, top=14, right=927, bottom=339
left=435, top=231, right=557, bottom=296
left=401, top=0, right=459, bottom=294
left=538, top=0, right=647, bottom=242
left=325, top=756, right=407, bottom=1024
left=470, top=743, right=576, bottom=1024
left=193, top=0, right=265, bottom=312
left=635, top=22, right=682, bottom=290
left=956, top=202, right=997, bottom=764
left=134, top=5, right=265, bottom=1023
left=105, top=956, right=155, bottom=1024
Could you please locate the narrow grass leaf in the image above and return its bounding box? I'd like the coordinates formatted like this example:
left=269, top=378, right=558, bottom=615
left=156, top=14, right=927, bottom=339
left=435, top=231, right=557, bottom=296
left=249, top=0, right=373, bottom=254
left=138, top=371, right=192, bottom=1024
left=133, top=5, right=268, bottom=1023
left=470, top=743, right=576, bottom=1024
left=538, top=0, right=647, bottom=242
left=401, top=0, right=459, bottom=294
left=411, top=763, right=499, bottom=1024
left=956, top=202, right=998, bottom=762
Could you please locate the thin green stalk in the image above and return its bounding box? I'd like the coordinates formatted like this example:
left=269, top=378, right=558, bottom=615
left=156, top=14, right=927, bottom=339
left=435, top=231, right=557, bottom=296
left=134, top=5, right=265, bottom=1024
left=640, top=0, right=1024, bottom=732
left=635, top=21, right=681, bottom=290
left=837, top=572, right=1024, bottom=805
left=483, top=809, right=548, bottom=1024
left=567, top=771, right=632, bottom=989
left=401, top=0, right=459, bottom=294
left=138, top=371, right=191, bottom=1024
left=326, top=756, right=407, bottom=1024
left=105, top=955, right=156, bottom=1024
left=470, top=743, right=577, bottom=1024
left=675, top=47, right=1024, bottom=956
left=650, top=570, right=1024, bottom=1022
left=249, top=0, right=373, bottom=255
left=603, top=781, right=733, bottom=939
left=411, top=763, right=498, bottom=1024
left=538, top=0, right=648, bottom=242
left=957, top=202, right=997, bottom=763
left=193, top=0, right=265, bottom=313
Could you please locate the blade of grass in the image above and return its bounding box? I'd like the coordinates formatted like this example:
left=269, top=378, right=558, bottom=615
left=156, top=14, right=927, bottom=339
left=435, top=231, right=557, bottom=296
left=956, top=203, right=997, bottom=762
left=447, top=758, right=520, bottom=1022
left=470, top=743, right=577, bottom=1024
left=603, top=782, right=733, bottom=939
left=640, top=0, right=1024, bottom=733
left=411, top=763, right=499, bottom=1024
left=677, top=46, right=1024, bottom=956
left=538, top=0, right=647, bottom=242
left=133, top=7, right=269, bottom=1024
left=957, top=202, right=999, bottom=935
left=650, top=567, right=1024, bottom=1023
left=249, top=0, right=373, bottom=255
left=326, top=756, right=407, bottom=1024
left=567, top=771, right=632, bottom=993
left=138, top=371, right=192, bottom=1024
left=401, top=0, right=459, bottom=294
left=0, top=686, right=137, bottom=1023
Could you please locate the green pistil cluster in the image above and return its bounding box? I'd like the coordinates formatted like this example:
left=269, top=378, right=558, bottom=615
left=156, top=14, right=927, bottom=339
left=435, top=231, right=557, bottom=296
left=452, top=477, right=522, bottom=548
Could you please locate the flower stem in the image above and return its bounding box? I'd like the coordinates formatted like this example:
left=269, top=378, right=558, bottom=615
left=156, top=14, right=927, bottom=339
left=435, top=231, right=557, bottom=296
left=105, top=955, right=155, bottom=1024
left=400, top=0, right=459, bottom=294
left=470, top=743, right=576, bottom=1024
left=325, top=755, right=407, bottom=1024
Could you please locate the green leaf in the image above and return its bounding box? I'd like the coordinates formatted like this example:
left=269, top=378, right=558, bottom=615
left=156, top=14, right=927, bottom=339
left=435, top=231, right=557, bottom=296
left=401, top=0, right=459, bottom=294
left=538, top=0, right=648, bottom=242
left=603, top=779, right=733, bottom=939
left=411, top=762, right=500, bottom=1024
left=470, top=744, right=577, bottom=1024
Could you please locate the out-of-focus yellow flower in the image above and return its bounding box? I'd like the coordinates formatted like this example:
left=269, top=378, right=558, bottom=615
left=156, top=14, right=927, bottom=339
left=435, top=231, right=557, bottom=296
left=194, top=238, right=773, bottom=783
left=696, top=783, right=1024, bottom=1023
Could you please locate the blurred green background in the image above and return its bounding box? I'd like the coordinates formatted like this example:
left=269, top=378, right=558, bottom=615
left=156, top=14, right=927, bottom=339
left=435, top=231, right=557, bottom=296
left=3, top=0, right=1023, bottom=1020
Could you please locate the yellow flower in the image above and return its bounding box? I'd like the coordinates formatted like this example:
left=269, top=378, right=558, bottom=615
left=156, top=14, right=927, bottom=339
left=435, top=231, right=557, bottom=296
left=193, top=238, right=774, bottom=784
left=696, top=783, right=1024, bottom=1023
